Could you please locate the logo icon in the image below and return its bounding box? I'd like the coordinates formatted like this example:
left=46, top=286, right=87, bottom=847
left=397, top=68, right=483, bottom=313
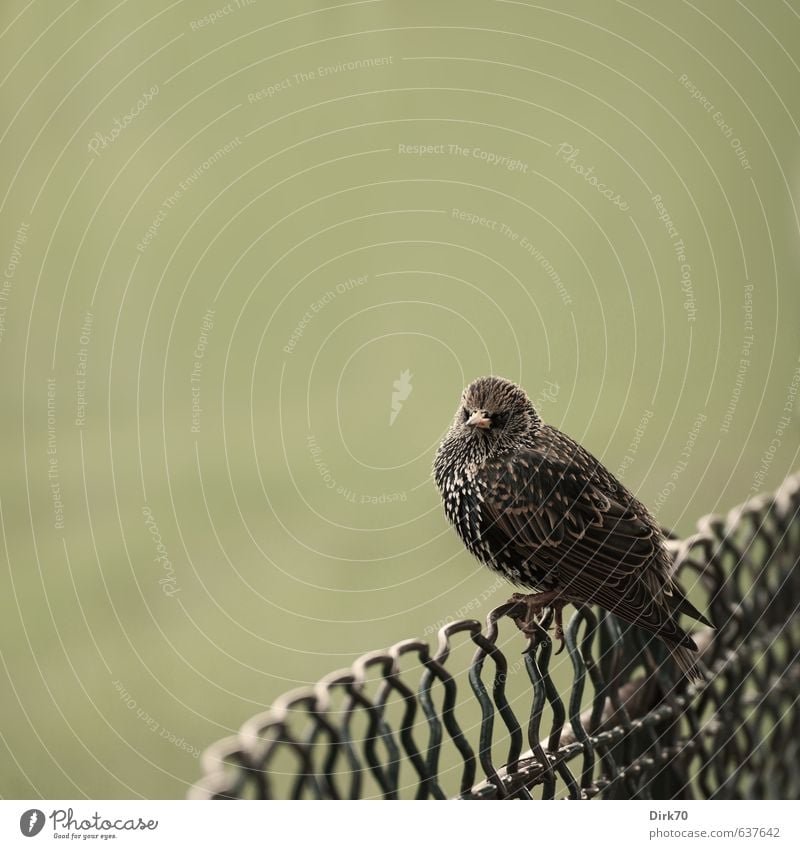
left=389, top=369, right=413, bottom=426
left=19, top=809, right=45, bottom=837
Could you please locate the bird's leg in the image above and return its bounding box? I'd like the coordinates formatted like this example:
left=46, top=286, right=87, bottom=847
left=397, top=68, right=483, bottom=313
left=507, top=590, right=563, bottom=640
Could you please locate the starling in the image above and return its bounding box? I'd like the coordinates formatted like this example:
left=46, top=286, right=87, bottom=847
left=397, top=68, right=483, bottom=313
left=433, top=376, right=711, bottom=680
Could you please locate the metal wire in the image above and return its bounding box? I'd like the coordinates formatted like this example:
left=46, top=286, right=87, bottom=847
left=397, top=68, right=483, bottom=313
left=190, top=472, right=800, bottom=800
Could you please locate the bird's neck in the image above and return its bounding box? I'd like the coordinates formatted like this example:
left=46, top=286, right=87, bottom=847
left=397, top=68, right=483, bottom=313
left=435, top=427, right=535, bottom=481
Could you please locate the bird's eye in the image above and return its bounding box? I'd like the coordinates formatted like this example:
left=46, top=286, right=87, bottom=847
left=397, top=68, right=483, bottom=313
left=461, top=407, right=470, bottom=422
left=490, top=411, right=509, bottom=428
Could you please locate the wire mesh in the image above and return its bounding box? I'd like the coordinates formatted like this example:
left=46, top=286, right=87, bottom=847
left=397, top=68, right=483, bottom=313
left=190, top=472, right=800, bottom=800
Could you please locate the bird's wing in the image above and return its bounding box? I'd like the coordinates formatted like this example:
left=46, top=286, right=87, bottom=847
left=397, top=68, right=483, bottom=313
left=478, top=449, right=692, bottom=646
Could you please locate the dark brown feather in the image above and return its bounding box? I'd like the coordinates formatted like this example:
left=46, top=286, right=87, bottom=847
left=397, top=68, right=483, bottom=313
left=477, top=444, right=696, bottom=650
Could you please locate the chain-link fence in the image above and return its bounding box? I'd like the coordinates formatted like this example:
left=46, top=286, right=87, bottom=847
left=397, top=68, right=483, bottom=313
left=190, top=472, right=800, bottom=800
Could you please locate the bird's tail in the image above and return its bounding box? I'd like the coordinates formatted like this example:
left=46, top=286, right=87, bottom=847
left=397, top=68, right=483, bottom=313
left=668, top=643, right=702, bottom=682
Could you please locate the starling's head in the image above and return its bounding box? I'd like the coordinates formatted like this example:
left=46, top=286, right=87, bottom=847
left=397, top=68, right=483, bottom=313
left=454, top=376, right=541, bottom=446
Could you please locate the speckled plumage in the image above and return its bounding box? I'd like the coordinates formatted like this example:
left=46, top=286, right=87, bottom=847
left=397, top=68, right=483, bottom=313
left=433, top=376, right=708, bottom=679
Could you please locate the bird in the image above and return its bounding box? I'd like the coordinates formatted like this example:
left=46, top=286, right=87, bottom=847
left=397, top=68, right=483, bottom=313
left=433, top=375, right=711, bottom=680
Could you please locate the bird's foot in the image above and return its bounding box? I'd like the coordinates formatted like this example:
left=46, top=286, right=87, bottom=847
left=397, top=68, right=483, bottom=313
left=507, top=591, right=565, bottom=650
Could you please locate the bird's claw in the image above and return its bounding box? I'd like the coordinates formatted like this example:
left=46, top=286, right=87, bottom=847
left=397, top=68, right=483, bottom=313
left=510, top=613, right=538, bottom=641
left=553, top=621, right=565, bottom=655
left=506, top=592, right=567, bottom=655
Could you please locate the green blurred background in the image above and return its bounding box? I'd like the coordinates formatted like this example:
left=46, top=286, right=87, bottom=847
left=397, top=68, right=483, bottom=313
left=0, top=0, right=798, bottom=798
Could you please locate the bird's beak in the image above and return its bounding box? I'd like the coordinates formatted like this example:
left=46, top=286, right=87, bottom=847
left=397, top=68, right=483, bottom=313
left=466, top=411, right=491, bottom=429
